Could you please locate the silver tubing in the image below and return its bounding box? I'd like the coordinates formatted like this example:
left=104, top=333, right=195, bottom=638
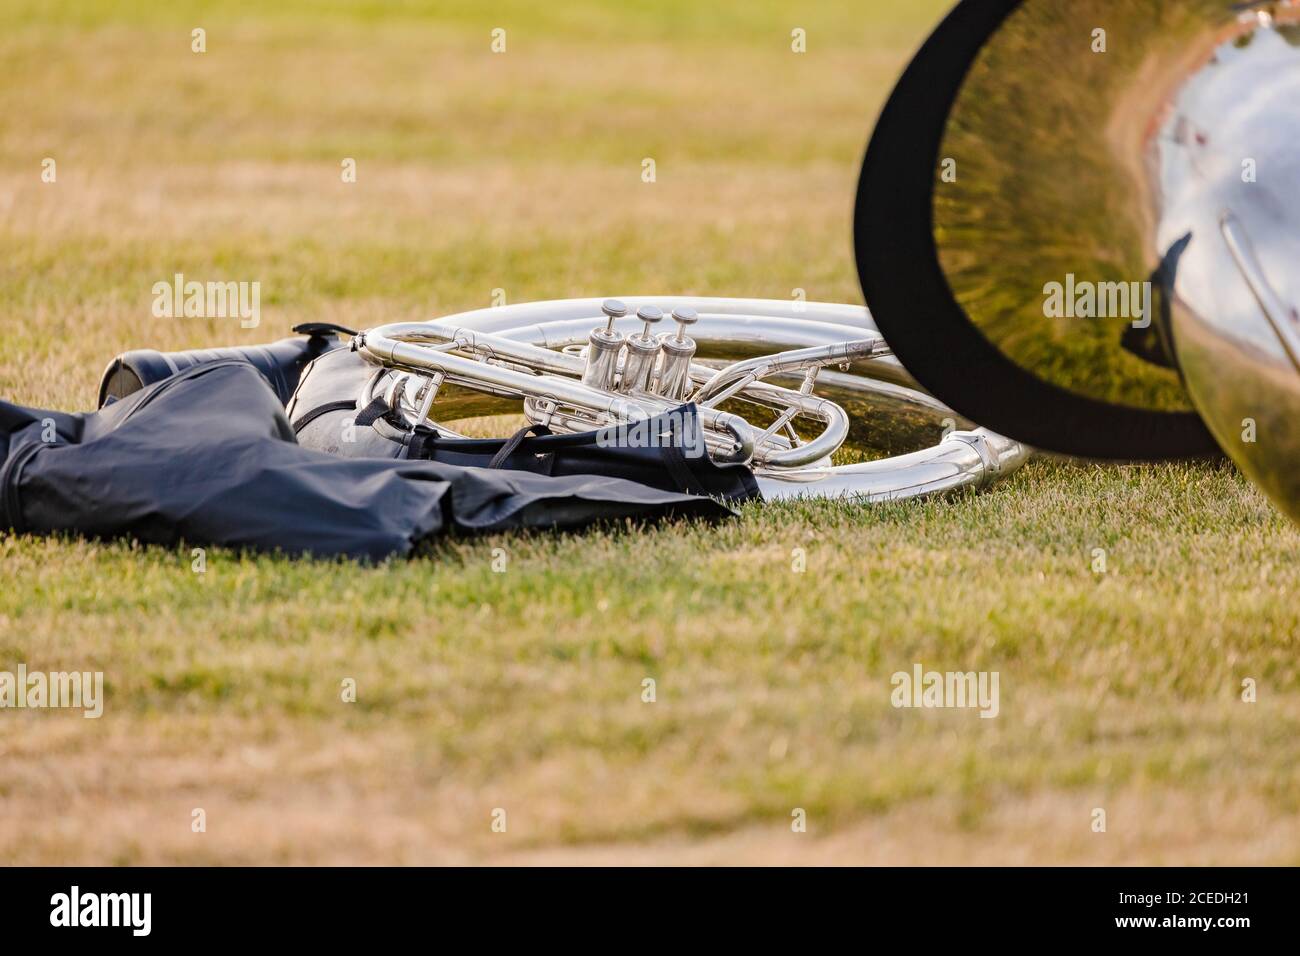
left=357, top=323, right=756, bottom=463
left=352, top=298, right=1029, bottom=502
left=357, top=322, right=848, bottom=468
left=755, top=430, right=1029, bottom=502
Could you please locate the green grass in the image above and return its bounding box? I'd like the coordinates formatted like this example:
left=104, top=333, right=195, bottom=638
left=2, top=0, right=1298, bottom=864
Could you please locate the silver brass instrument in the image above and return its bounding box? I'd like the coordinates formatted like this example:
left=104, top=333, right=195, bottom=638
left=352, top=297, right=1028, bottom=502
left=858, top=0, right=1300, bottom=525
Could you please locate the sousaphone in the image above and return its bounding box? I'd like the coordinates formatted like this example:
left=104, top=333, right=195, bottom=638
left=857, top=0, right=1300, bottom=522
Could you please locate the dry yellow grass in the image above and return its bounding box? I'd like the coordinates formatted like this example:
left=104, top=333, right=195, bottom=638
left=2, top=1, right=1298, bottom=866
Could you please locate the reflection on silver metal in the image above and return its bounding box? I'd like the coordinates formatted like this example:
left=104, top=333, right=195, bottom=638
left=1220, top=214, right=1300, bottom=374
left=1152, top=14, right=1300, bottom=525
left=352, top=297, right=1029, bottom=502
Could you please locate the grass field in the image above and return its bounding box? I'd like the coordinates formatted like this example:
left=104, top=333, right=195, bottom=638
left=2, top=1, right=1299, bottom=865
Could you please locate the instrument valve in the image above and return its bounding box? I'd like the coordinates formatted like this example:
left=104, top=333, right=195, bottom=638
left=582, top=299, right=628, bottom=389
left=634, top=305, right=663, bottom=341
left=656, top=306, right=699, bottom=400
left=599, top=299, right=627, bottom=335
left=618, top=305, right=664, bottom=393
